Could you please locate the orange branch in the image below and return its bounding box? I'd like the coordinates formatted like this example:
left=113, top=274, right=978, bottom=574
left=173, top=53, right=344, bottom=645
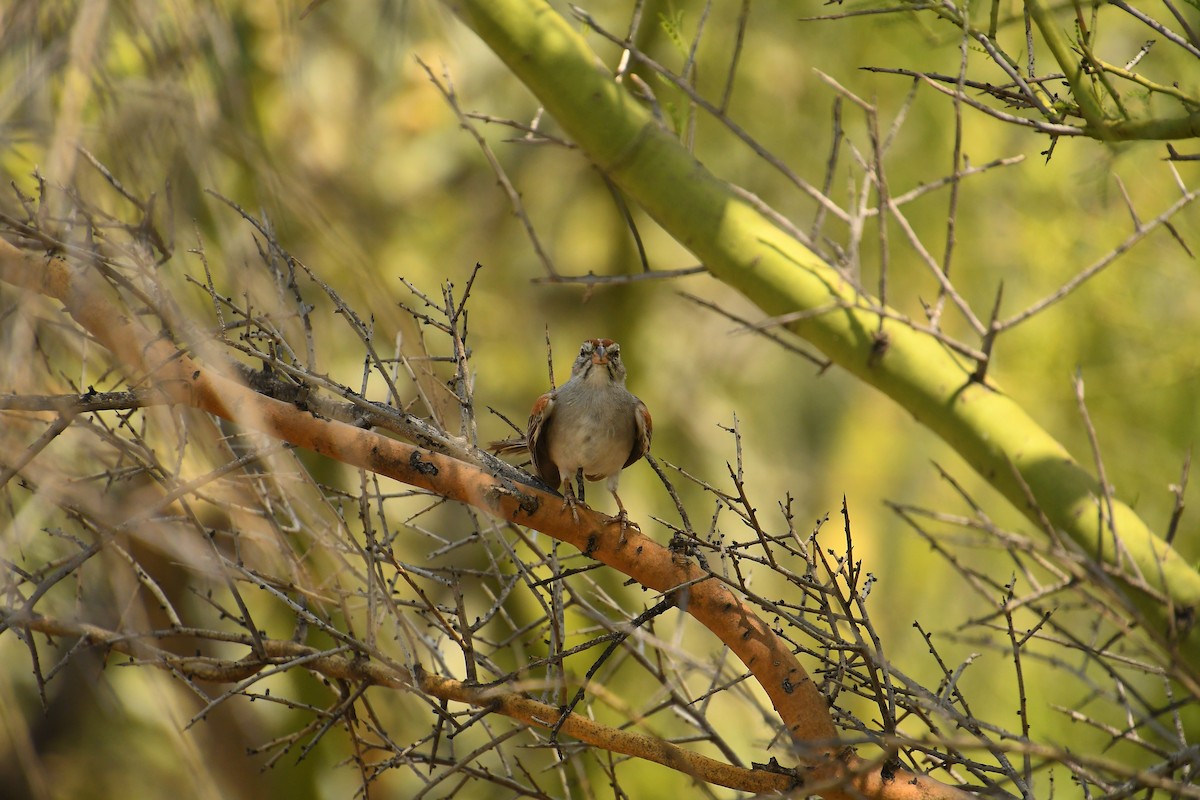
left=0, top=240, right=971, bottom=799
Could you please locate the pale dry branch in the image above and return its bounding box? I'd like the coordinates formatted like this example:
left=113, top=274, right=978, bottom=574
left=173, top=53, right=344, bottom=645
left=1, top=611, right=798, bottom=794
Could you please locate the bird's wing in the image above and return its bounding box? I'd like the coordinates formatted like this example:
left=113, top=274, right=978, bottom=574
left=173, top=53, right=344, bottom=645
left=624, top=397, right=652, bottom=469
left=527, top=391, right=560, bottom=487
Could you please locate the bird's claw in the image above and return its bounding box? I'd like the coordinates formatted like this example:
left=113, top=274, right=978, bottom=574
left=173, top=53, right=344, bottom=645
left=561, top=492, right=582, bottom=523
left=607, top=510, right=640, bottom=544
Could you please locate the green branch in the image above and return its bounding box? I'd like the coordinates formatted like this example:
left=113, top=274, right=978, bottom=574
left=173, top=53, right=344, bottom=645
left=1024, top=0, right=1111, bottom=134
left=442, top=0, right=1200, bottom=653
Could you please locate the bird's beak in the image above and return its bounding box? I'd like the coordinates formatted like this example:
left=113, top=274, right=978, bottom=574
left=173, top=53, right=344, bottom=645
left=591, top=345, right=609, bottom=365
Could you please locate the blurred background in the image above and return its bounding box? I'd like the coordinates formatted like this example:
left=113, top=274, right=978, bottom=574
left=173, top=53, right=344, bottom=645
left=1, top=1, right=1197, bottom=797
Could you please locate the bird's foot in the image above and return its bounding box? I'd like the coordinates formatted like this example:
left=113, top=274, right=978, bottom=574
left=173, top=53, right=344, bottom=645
left=607, top=509, right=640, bottom=544
left=561, top=490, right=582, bottom=523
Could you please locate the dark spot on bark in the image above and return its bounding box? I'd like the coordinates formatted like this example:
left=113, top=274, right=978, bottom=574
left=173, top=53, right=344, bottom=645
left=781, top=679, right=793, bottom=694
left=750, top=757, right=802, bottom=787
left=868, top=330, right=890, bottom=366
left=1174, top=604, right=1195, bottom=634
left=409, top=451, right=439, bottom=476
left=519, top=492, right=539, bottom=516
left=584, top=535, right=598, bottom=557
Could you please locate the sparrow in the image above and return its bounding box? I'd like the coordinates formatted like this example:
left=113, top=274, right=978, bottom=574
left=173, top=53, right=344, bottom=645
left=499, top=338, right=652, bottom=532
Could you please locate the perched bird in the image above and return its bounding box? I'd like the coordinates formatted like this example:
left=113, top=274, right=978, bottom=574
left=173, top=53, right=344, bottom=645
left=501, top=338, right=652, bottom=531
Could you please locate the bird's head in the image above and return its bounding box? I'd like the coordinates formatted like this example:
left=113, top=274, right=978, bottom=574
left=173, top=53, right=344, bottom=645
left=571, top=338, right=627, bottom=384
